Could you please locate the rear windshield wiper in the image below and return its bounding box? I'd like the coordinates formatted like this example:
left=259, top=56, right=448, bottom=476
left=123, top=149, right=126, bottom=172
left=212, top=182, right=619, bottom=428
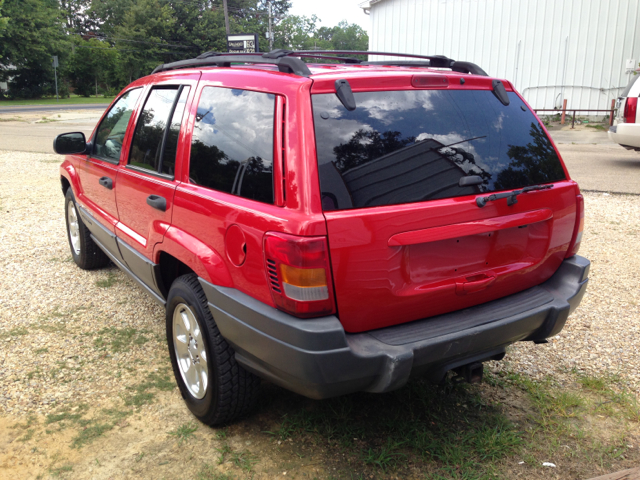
left=476, top=184, right=554, bottom=208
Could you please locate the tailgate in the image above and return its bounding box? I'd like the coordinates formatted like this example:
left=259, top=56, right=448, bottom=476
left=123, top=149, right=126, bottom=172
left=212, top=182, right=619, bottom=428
left=313, top=86, right=576, bottom=333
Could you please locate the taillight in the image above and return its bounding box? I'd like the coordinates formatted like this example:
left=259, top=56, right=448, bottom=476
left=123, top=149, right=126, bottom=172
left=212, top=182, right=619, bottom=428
left=264, top=232, right=336, bottom=318
left=565, top=193, right=584, bottom=258
left=623, top=97, right=638, bottom=123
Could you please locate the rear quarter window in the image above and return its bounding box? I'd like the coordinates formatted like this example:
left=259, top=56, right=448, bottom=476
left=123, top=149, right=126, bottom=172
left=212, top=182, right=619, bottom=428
left=313, top=89, right=566, bottom=211
left=189, top=87, right=275, bottom=204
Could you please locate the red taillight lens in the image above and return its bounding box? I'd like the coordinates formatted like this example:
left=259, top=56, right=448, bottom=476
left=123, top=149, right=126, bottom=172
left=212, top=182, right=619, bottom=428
left=623, top=97, right=637, bottom=123
left=264, top=232, right=336, bottom=318
left=565, top=194, right=584, bottom=258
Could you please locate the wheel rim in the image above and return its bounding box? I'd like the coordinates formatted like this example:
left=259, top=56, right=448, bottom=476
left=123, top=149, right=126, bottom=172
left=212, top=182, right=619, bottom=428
left=67, top=201, right=81, bottom=256
left=172, top=303, right=209, bottom=399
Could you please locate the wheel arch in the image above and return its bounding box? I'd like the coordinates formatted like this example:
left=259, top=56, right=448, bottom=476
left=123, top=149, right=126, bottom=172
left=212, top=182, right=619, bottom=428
left=60, top=161, right=80, bottom=197
left=154, top=227, right=233, bottom=293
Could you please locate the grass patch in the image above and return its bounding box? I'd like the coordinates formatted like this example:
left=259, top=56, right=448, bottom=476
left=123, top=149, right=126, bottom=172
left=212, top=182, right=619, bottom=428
left=196, top=464, right=235, bottom=480
left=0, top=326, right=29, bottom=337
left=586, top=123, right=607, bottom=131
left=123, top=368, right=175, bottom=407
left=262, top=369, right=640, bottom=478
left=0, top=116, right=27, bottom=122
left=169, top=421, right=198, bottom=444
left=94, top=326, right=150, bottom=353
left=95, top=272, right=119, bottom=288
left=48, top=464, right=73, bottom=477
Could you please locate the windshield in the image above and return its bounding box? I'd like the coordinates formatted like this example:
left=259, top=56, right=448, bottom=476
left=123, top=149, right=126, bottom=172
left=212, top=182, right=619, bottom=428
left=313, top=89, right=566, bottom=211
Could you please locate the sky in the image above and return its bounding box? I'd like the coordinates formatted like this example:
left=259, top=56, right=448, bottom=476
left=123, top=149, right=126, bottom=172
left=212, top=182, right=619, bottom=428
left=288, top=0, right=370, bottom=33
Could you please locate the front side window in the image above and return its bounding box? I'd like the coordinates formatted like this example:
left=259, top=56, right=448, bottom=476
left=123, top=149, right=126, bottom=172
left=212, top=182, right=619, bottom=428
left=313, top=90, right=567, bottom=211
left=189, top=87, right=275, bottom=204
left=128, top=86, right=190, bottom=175
left=93, top=88, right=142, bottom=162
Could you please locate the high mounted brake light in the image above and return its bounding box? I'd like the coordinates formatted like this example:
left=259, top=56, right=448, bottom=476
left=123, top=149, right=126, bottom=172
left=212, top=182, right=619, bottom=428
left=264, top=232, right=336, bottom=318
left=623, top=97, right=637, bottom=124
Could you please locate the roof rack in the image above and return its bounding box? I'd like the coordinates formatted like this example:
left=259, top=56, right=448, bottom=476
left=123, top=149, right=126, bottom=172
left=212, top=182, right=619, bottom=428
left=151, top=49, right=488, bottom=77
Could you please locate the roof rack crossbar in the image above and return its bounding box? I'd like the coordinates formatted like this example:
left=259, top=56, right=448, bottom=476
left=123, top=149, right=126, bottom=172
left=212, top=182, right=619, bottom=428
left=151, top=50, right=487, bottom=77
left=152, top=52, right=312, bottom=76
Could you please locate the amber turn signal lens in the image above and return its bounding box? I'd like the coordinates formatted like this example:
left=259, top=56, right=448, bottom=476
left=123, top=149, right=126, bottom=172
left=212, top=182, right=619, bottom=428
left=280, top=265, right=327, bottom=287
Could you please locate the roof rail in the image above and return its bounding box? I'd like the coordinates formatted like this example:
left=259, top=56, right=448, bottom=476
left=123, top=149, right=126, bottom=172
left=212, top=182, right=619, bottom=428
left=151, top=49, right=488, bottom=77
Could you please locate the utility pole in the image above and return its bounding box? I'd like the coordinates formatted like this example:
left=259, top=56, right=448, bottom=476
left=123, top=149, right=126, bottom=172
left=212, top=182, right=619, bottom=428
left=222, top=0, right=230, bottom=35
left=268, top=0, right=273, bottom=50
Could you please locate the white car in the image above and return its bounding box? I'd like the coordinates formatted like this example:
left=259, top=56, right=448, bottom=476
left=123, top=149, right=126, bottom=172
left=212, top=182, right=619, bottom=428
left=609, top=71, right=640, bottom=151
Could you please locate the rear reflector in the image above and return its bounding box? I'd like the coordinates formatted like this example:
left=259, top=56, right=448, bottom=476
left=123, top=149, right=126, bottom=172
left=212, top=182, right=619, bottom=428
left=412, top=75, right=449, bottom=89
left=624, top=97, right=637, bottom=123
left=565, top=193, right=584, bottom=258
left=264, top=232, right=336, bottom=318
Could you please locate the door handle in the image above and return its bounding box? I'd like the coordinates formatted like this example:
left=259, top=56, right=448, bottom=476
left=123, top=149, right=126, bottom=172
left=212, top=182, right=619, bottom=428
left=146, top=194, right=167, bottom=212
left=99, top=176, right=113, bottom=190
left=456, top=273, right=496, bottom=295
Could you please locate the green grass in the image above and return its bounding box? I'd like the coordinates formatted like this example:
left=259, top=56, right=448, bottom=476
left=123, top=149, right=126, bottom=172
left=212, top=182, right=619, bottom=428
left=169, top=422, right=198, bottom=444
left=93, top=326, right=150, bottom=353
left=95, top=272, right=119, bottom=288
left=0, top=95, right=114, bottom=106
left=261, top=369, right=640, bottom=478
left=586, top=124, right=607, bottom=131
left=196, top=464, right=235, bottom=480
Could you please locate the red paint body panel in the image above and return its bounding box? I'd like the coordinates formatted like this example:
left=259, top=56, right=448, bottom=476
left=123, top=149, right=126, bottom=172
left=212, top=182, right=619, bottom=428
left=388, top=208, right=553, bottom=246
left=324, top=181, right=578, bottom=332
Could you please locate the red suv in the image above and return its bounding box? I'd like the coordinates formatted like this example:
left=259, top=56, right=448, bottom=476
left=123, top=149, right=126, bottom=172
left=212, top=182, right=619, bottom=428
left=54, top=50, right=589, bottom=425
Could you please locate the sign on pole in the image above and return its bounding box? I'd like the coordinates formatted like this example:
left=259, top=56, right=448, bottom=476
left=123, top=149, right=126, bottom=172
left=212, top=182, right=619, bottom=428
left=51, top=55, right=59, bottom=102
left=227, top=34, right=259, bottom=53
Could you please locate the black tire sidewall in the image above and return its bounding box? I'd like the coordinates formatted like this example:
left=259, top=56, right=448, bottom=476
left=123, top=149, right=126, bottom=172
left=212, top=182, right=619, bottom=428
left=64, top=189, right=87, bottom=266
left=166, top=281, right=218, bottom=419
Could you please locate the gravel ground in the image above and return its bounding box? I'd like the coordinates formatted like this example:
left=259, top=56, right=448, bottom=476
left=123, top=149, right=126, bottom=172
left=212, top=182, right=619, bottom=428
left=0, top=150, right=639, bottom=417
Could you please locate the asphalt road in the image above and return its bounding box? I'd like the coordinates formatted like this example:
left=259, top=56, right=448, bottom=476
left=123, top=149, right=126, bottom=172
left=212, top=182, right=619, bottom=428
left=0, top=104, right=109, bottom=114
left=0, top=111, right=638, bottom=194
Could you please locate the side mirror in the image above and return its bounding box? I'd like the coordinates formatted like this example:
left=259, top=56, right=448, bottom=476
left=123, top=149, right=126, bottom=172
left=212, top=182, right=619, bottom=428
left=53, top=132, right=88, bottom=155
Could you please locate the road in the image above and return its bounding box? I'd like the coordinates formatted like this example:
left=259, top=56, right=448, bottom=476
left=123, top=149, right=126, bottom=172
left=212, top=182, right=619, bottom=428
left=0, top=104, right=109, bottom=114
left=0, top=109, right=638, bottom=194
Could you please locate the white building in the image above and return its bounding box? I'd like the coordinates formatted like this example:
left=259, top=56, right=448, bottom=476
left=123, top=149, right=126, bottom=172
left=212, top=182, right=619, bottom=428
left=360, top=0, right=640, bottom=111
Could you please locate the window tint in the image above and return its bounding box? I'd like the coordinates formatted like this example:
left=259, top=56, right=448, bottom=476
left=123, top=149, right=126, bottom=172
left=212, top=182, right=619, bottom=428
left=128, top=88, right=180, bottom=173
left=313, top=90, right=566, bottom=211
left=161, top=87, right=190, bottom=176
left=93, top=89, right=141, bottom=161
left=189, top=87, right=275, bottom=204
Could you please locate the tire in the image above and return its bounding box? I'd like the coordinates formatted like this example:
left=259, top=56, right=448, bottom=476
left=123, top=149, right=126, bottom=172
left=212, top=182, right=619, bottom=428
left=166, top=274, right=260, bottom=425
left=64, top=189, right=110, bottom=270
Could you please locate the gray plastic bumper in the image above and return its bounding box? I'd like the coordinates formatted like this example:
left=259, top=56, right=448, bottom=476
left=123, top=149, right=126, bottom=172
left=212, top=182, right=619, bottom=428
left=199, top=255, right=590, bottom=399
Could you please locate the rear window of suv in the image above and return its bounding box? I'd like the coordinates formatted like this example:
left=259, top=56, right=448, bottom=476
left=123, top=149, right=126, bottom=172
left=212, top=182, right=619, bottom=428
left=313, top=89, right=566, bottom=211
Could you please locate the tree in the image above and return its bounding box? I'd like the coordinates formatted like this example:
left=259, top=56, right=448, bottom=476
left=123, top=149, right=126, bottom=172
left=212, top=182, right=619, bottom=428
left=0, top=0, right=67, bottom=98
left=0, top=0, right=9, bottom=37
left=66, top=37, right=118, bottom=96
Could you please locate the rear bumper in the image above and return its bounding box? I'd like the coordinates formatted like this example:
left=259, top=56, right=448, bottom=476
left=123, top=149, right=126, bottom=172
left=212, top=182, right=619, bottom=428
left=609, top=124, right=640, bottom=150
left=200, top=255, right=590, bottom=399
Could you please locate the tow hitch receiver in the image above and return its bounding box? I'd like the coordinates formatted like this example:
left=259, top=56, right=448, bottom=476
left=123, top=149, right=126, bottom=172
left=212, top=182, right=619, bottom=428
left=452, top=362, right=484, bottom=384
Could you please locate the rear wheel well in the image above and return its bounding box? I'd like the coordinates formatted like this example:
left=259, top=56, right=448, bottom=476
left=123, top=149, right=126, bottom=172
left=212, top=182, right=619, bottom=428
left=61, top=176, right=71, bottom=196
left=157, top=252, right=196, bottom=298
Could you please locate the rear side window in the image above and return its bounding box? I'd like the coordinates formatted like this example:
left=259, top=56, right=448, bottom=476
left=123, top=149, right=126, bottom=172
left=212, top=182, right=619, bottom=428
left=128, top=86, right=190, bottom=176
left=313, top=90, right=566, bottom=211
left=189, top=87, right=275, bottom=204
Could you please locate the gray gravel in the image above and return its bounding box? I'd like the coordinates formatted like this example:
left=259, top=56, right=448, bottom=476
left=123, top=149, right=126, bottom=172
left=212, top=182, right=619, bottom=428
left=0, top=150, right=638, bottom=417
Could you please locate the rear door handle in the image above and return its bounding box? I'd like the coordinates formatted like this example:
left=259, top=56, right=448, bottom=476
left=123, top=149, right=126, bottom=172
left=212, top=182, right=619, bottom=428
left=99, top=176, right=113, bottom=190
left=146, top=194, right=167, bottom=212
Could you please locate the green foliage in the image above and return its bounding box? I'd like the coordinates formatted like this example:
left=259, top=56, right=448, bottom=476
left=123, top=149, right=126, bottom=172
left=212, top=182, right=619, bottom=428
left=0, top=0, right=8, bottom=37
left=0, top=0, right=368, bottom=100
